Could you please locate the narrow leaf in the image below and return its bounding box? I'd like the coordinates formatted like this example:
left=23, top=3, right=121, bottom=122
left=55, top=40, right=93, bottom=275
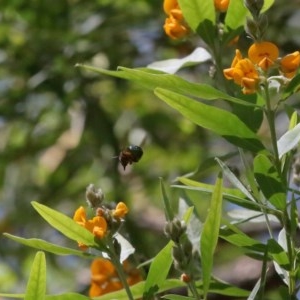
left=277, top=122, right=300, bottom=158
left=216, top=158, right=256, bottom=201
left=3, top=233, right=94, bottom=257
left=46, top=294, right=90, bottom=300
left=268, top=238, right=290, bottom=270
left=31, top=201, right=96, bottom=247
left=76, top=64, right=257, bottom=107
left=201, top=173, right=223, bottom=298
left=94, top=279, right=184, bottom=300
left=253, top=155, right=286, bottom=210
left=160, top=178, right=174, bottom=221
left=143, top=242, right=173, bottom=298
left=155, top=88, right=264, bottom=152
left=178, top=0, right=216, bottom=46
left=25, top=251, right=46, bottom=300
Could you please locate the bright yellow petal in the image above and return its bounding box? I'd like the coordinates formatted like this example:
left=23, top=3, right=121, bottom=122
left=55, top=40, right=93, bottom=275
left=113, top=202, right=129, bottom=218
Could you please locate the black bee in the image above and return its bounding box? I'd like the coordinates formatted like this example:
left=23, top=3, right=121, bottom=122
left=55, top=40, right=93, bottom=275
left=118, top=145, right=143, bottom=170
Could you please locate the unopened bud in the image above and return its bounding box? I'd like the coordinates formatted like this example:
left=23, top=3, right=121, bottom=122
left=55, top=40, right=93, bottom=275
left=86, top=184, right=104, bottom=208
left=180, top=273, right=191, bottom=283
left=244, top=0, right=264, bottom=18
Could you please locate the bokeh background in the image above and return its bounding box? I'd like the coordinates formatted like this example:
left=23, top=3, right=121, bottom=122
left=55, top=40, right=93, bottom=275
left=1, top=0, right=300, bottom=298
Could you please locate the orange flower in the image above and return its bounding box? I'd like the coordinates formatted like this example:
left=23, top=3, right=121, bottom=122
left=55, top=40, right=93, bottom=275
left=248, top=41, right=279, bottom=71
left=164, top=14, right=189, bottom=40
left=214, top=0, right=230, bottom=12
left=163, top=0, right=179, bottom=15
left=280, top=51, right=300, bottom=78
left=89, top=258, right=142, bottom=297
left=224, top=56, right=259, bottom=94
left=73, top=206, right=107, bottom=249
left=113, top=202, right=129, bottom=219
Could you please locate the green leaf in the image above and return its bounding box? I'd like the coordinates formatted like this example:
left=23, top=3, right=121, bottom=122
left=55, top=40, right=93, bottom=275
left=178, top=0, right=216, bottom=46
left=25, top=251, right=46, bottom=300
left=173, top=178, right=263, bottom=212
left=277, top=123, right=300, bottom=159
left=253, top=155, right=286, bottom=210
left=46, top=294, right=90, bottom=300
left=3, top=233, right=94, bottom=257
left=268, top=238, right=290, bottom=270
left=94, top=279, right=184, bottom=300
left=31, top=201, right=96, bottom=248
left=143, top=242, right=174, bottom=298
left=162, top=295, right=194, bottom=300
left=0, top=294, right=24, bottom=298
left=282, top=74, right=300, bottom=100
left=160, top=178, right=174, bottom=221
left=198, top=279, right=250, bottom=297
left=155, top=88, right=264, bottom=152
left=76, top=65, right=256, bottom=107
left=223, top=0, right=247, bottom=43
left=215, top=158, right=256, bottom=202
left=201, top=173, right=223, bottom=298
left=219, top=225, right=266, bottom=253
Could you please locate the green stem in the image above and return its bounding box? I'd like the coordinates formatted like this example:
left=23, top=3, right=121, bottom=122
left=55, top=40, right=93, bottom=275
left=108, top=239, right=134, bottom=300
left=263, top=84, right=281, bottom=177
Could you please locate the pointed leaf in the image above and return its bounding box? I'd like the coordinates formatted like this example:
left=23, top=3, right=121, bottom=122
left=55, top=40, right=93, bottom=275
left=178, top=0, right=216, bottom=46
left=76, top=64, right=256, bottom=107
left=253, top=155, right=286, bottom=210
left=25, top=251, right=46, bottom=300
left=46, top=294, right=90, bottom=300
left=143, top=242, right=174, bottom=298
left=31, top=201, right=96, bottom=248
left=155, top=88, right=264, bottom=152
left=201, top=173, right=223, bottom=298
left=219, top=226, right=266, bottom=253
left=268, top=238, right=290, bottom=270
left=215, top=158, right=256, bottom=201
left=3, top=233, right=94, bottom=257
left=94, top=279, right=184, bottom=300
left=277, top=122, right=300, bottom=158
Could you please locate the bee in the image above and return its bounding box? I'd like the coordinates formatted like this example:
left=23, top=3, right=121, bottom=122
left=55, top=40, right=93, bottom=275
left=118, top=145, right=143, bottom=170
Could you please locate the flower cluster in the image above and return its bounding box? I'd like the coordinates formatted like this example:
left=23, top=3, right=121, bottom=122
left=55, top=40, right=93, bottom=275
left=163, top=0, right=230, bottom=39
left=163, top=0, right=189, bottom=40
left=223, top=41, right=300, bottom=94
left=89, top=258, right=142, bottom=297
left=73, top=184, right=129, bottom=250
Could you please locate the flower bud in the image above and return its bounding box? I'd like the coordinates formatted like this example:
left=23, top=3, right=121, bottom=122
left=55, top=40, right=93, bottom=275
left=244, top=0, right=264, bottom=18
left=86, top=184, right=104, bottom=208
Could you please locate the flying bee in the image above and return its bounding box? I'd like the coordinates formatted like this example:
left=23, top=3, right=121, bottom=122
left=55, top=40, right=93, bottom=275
left=118, top=145, right=143, bottom=170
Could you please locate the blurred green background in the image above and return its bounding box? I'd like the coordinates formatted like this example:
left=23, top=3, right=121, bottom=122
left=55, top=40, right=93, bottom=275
left=1, top=0, right=300, bottom=298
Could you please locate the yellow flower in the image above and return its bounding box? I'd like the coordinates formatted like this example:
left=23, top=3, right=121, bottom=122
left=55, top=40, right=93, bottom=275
left=224, top=55, right=259, bottom=94
left=214, top=0, right=230, bottom=12
left=164, top=14, right=189, bottom=40
left=280, top=51, right=300, bottom=78
left=248, top=41, right=279, bottom=71
left=89, top=258, right=142, bottom=297
left=73, top=206, right=107, bottom=249
left=112, top=202, right=129, bottom=219
left=163, top=0, right=179, bottom=15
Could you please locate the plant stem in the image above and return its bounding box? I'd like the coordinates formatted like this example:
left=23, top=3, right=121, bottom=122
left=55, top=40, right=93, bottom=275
left=108, top=239, right=134, bottom=300
left=263, top=84, right=281, bottom=178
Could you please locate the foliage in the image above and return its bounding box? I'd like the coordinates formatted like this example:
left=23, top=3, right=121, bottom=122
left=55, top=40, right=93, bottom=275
left=2, top=0, right=300, bottom=299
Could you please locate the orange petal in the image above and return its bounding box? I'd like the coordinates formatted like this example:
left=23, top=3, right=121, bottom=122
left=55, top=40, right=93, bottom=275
left=248, top=41, right=279, bottom=68
left=73, top=206, right=87, bottom=225
left=163, top=0, right=179, bottom=15
left=113, top=202, right=129, bottom=218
